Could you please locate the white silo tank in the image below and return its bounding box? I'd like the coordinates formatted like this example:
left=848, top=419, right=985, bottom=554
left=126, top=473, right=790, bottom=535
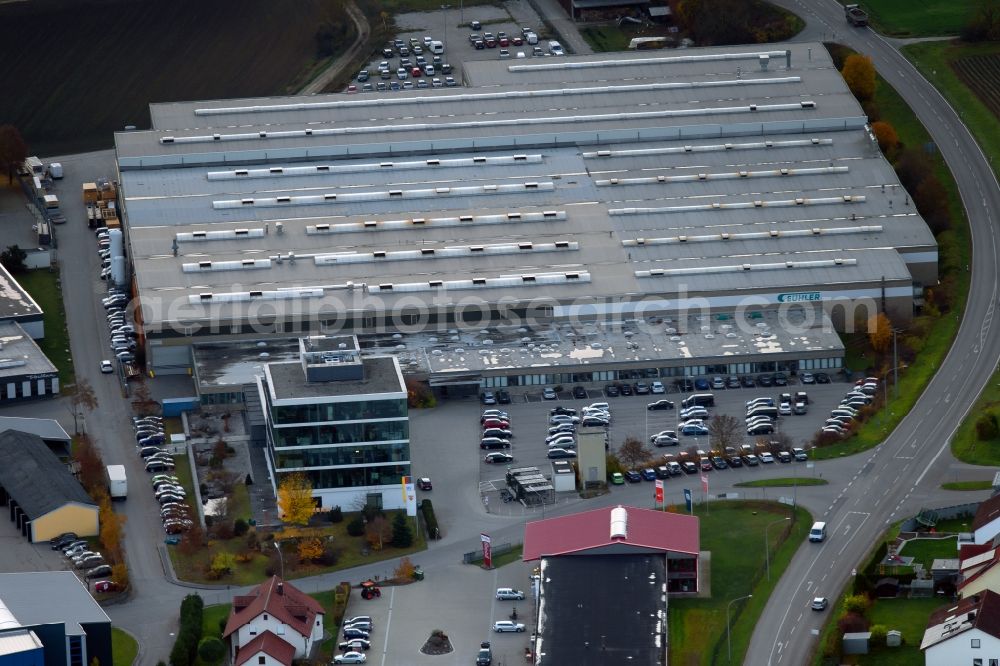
left=111, top=256, right=126, bottom=286
left=109, top=228, right=123, bottom=258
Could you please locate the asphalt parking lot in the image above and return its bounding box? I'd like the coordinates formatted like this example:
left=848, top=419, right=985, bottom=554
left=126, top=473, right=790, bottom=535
left=337, top=558, right=535, bottom=665
left=353, top=1, right=551, bottom=92
left=474, top=377, right=865, bottom=503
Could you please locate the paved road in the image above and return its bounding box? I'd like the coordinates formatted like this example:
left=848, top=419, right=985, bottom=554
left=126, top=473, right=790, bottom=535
left=35, top=7, right=1000, bottom=664
left=299, top=0, right=369, bottom=95
left=743, top=2, right=1000, bottom=665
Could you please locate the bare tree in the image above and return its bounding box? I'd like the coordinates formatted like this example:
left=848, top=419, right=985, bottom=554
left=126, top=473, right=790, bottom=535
left=707, top=414, right=743, bottom=452
left=66, top=379, right=99, bottom=434
left=618, top=436, right=653, bottom=469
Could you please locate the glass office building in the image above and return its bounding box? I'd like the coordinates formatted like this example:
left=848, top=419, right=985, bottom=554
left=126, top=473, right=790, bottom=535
left=258, top=335, right=409, bottom=511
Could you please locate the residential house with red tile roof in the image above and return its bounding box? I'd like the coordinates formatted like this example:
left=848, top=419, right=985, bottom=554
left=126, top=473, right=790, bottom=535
left=973, top=495, right=1000, bottom=545
left=921, top=589, right=1000, bottom=665
left=222, top=577, right=325, bottom=666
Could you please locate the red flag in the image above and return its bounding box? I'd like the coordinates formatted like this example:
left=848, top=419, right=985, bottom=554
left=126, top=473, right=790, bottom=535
left=701, top=474, right=709, bottom=493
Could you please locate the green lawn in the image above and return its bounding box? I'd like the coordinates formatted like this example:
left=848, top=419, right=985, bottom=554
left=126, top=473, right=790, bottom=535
left=899, top=536, right=957, bottom=569
left=904, top=41, right=1000, bottom=184
left=813, top=48, right=970, bottom=460
left=111, top=627, right=138, bottom=666
left=491, top=544, right=524, bottom=568
left=669, top=501, right=811, bottom=665
left=14, top=268, right=75, bottom=385
left=853, top=597, right=945, bottom=665
left=580, top=25, right=635, bottom=52
left=735, top=478, right=828, bottom=488
left=859, top=0, right=973, bottom=37
left=942, top=480, right=994, bottom=491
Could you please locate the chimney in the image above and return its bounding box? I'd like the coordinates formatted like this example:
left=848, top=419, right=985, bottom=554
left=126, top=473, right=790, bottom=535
left=277, top=582, right=284, bottom=596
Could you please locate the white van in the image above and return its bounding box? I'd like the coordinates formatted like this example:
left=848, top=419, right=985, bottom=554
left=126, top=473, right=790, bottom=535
left=809, top=522, right=827, bottom=542
left=429, top=40, right=444, bottom=54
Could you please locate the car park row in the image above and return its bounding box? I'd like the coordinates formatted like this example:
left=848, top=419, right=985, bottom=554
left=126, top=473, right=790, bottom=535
left=98, top=226, right=138, bottom=371
left=132, top=415, right=195, bottom=536
left=818, top=377, right=878, bottom=438
left=47, top=532, right=115, bottom=586
left=335, top=615, right=376, bottom=663
left=612, top=443, right=811, bottom=485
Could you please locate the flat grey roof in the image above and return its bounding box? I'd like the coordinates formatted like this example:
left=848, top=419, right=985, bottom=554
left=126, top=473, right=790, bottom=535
left=117, top=42, right=935, bottom=333
left=0, top=265, right=43, bottom=322
left=265, top=355, right=405, bottom=400
left=190, top=308, right=843, bottom=384
left=0, top=571, right=110, bottom=628
left=0, top=416, right=70, bottom=442
left=0, top=321, right=58, bottom=378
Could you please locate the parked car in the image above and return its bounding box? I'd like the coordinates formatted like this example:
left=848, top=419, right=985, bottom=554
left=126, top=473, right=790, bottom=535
left=800, top=372, right=815, bottom=384
left=634, top=382, right=650, bottom=394
left=480, top=391, right=497, bottom=405
left=681, top=424, right=709, bottom=436
left=759, top=452, right=775, bottom=464
left=815, top=372, right=831, bottom=383
left=50, top=533, right=78, bottom=549
left=650, top=381, right=665, bottom=394
left=641, top=468, right=657, bottom=481
left=747, top=423, right=774, bottom=436
left=496, top=588, right=525, bottom=600
left=496, top=390, right=511, bottom=404
left=572, top=385, right=587, bottom=398
left=100, top=359, right=114, bottom=373
left=94, top=580, right=119, bottom=593
left=85, top=565, right=113, bottom=579
left=647, top=400, right=674, bottom=411
left=338, top=639, right=372, bottom=652
left=480, top=438, right=511, bottom=450
left=493, top=621, right=526, bottom=633
left=605, top=384, right=620, bottom=397
left=624, top=470, right=641, bottom=483
left=333, top=652, right=367, bottom=664
left=547, top=448, right=577, bottom=459
left=484, top=452, right=514, bottom=464
left=343, top=628, right=370, bottom=640
left=483, top=428, right=513, bottom=440
left=417, top=478, right=432, bottom=490
left=542, top=387, right=557, bottom=400
left=792, top=447, right=808, bottom=461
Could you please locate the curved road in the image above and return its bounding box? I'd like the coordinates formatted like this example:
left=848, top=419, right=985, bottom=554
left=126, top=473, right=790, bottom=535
left=745, top=1, right=1000, bottom=665
left=41, top=3, right=1000, bottom=664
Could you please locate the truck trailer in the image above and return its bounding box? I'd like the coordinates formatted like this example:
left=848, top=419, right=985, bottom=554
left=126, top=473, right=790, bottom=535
left=106, top=464, right=127, bottom=500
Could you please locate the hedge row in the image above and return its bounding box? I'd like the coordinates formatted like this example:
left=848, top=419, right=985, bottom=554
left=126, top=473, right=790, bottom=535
left=169, top=594, right=204, bottom=666
left=421, top=499, right=440, bottom=539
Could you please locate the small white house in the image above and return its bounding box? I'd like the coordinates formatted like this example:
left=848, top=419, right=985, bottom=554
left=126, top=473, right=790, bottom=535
left=223, top=577, right=325, bottom=666
left=921, top=589, right=1000, bottom=665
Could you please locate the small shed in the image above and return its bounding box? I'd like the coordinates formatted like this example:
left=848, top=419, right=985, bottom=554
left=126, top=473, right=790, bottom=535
left=875, top=577, right=900, bottom=598
left=843, top=631, right=871, bottom=655
left=550, top=460, right=577, bottom=492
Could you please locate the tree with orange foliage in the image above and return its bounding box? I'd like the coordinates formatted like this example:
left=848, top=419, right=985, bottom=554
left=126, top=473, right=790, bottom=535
left=868, top=312, right=893, bottom=355
left=99, top=496, right=126, bottom=563
left=842, top=54, right=876, bottom=102
left=297, top=537, right=324, bottom=562
left=870, top=121, right=898, bottom=155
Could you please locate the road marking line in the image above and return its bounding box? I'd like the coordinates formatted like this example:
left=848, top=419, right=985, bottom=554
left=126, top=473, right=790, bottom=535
left=379, top=587, right=394, bottom=666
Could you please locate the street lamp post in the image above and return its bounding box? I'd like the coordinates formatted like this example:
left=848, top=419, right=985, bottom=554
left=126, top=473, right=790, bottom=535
left=727, top=594, right=752, bottom=662
left=764, top=517, right=791, bottom=581
left=273, top=542, right=284, bottom=579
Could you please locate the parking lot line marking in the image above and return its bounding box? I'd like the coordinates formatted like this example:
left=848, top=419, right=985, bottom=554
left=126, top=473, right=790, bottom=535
left=380, top=587, right=394, bottom=666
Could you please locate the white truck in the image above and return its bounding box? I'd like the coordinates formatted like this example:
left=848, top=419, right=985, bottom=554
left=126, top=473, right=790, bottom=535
left=106, top=465, right=127, bottom=500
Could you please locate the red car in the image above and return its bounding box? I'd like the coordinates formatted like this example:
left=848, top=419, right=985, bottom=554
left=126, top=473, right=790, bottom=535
left=482, top=419, right=510, bottom=430
left=94, top=580, right=119, bottom=593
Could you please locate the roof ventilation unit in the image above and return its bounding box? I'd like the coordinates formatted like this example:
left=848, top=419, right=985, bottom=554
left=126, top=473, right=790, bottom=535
left=610, top=506, right=628, bottom=540
left=769, top=229, right=779, bottom=237
left=801, top=101, right=816, bottom=108
left=364, top=220, right=378, bottom=228
left=276, top=222, right=284, bottom=234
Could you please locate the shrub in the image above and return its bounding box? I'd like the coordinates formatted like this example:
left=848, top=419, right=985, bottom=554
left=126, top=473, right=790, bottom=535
left=843, top=594, right=870, bottom=614
left=392, top=511, right=413, bottom=548
left=976, top=413, right=999, bottom=441
left=329, top=506, right=343, bottom=523
left=212, top=521, right=234, bottom=540
left=838, top=612, right=869, bottom=634
left=869, top=624, right=887, bottom=645
left=197, top=637, right=225, bottom=665
left=420, top=499, right=440, bottom=539
left=395, top=556, right=416, bottom=580
left=316, top=544, right=341, bottom=566
left=346, top=517, right=366, bottom=537
left=233, top=518, right=249, bottom=537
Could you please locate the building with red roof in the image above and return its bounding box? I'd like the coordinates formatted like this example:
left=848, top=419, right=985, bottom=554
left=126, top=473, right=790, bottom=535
left=921, top=589, right=1000, bottom=664
left=223, top=577, right=325, bottom=666
left=522, top=505, right=700, bottom=665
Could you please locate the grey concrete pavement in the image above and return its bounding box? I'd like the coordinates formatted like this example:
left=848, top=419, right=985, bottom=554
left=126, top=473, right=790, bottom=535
left=523, top=0, right=593, bottom=55
left=742, top=3, right=1000, bottom=665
